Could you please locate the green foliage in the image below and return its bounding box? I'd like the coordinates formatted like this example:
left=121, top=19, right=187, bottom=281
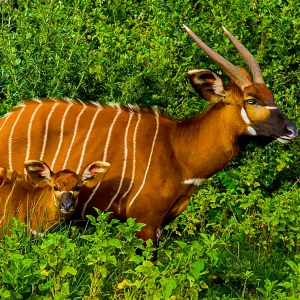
left=0, top=210, right=299, bottom=299
left=0, top=0, right=299, bottom=299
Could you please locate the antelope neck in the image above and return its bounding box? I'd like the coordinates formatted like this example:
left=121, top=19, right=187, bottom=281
left=173, top=103, right=241, bottom=179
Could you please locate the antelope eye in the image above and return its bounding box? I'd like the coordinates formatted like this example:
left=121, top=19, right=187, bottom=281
left=247, top=99, right=257, bottom=105
left=53, top=185, right=59, bottom=191
left=74, top=185, right=80, bottom=192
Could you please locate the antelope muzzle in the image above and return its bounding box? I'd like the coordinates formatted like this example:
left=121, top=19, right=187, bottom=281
left=60, top=192, right=76, bottom=213
left=253, top=108, right=298, bottom=143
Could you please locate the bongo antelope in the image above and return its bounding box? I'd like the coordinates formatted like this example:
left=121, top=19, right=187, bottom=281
left=0, top=26, right=297, bottom=252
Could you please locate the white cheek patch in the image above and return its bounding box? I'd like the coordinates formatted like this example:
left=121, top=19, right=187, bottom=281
left=247, top=126, right=257, bottom=136
left=277, top=137, right=290, bottom=144
left=241, top=108, right=251, bottom=124
left=183, top=178, right=206, bottom=186
left=266, top=106, right=278, bottom=110
left=241, top=108, right=257, bottom=136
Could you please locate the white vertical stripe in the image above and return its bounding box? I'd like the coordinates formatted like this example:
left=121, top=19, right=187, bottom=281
left=76, top=107, right=102, bottom=174
left=81, top=108, right=122, bottom=219
left=106, top=112, right=134, bottom=211
left=119, top=112, right=141, bottom=203
left=0, top=113, right=12, bottom=133
left=8, top=106, right=26, bottom=170
left=63, top=102, right=87, bottom=169
left=103, top=109, right=122, bottom=161
left=0, top=197, right=10, bottom=225
left=25, top=102, right=43, bottom=161
left=50, top=102, right=74, bottom=170
left=0, top=186, right=15, bottom=225
left=40, top=102, right=59, bottom=161
left=128, top=113, right=160, bottom=209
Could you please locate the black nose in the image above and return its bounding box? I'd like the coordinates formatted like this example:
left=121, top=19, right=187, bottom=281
left=60, top=192, right=74, bottom=211
left=61, top=200, right=74, bottom=211
left=284, top=124, right=298, bottom=139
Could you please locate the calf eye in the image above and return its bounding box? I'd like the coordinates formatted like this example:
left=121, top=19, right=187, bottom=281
left=74, top=185, right=80, bottom=192
left=53, top=185, right=59, bottom=191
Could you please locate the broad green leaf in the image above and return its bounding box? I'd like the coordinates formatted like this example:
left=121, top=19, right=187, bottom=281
left=192, top=259, right=205, bottom=279
left=60, top=266, right=77, bottom=277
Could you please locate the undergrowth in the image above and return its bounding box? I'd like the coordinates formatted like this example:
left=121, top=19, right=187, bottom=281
left=0, top=0, right=299, bottom=299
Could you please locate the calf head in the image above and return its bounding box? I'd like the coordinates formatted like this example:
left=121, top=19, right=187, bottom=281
left=24, top=160, right=111, bottom=217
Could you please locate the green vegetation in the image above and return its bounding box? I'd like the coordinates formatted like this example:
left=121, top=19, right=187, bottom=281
left=0, top=0, right=299, bottom=298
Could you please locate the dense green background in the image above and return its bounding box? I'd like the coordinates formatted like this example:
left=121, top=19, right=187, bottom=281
left=0, top=0, right=299, bottom=299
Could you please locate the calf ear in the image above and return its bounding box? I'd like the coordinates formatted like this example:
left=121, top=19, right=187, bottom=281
left=82, top=161, right=111, bottom=188
left=188, top=69, right=226, bottom=103
left=24, top=160, right=52, bottom=187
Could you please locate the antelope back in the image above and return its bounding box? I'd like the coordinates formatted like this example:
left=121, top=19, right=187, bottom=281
left=0, top=100, right=174, bottom=218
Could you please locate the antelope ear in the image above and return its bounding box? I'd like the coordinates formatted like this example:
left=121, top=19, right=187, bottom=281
left=24, top=160, right=52, bottom=187
left=188, top=69, right=226, bottom=103
left=82, top=161, right=111, bottom=188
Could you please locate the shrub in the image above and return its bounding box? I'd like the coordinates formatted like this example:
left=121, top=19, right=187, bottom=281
left=0, top=0, right=299, bottom=298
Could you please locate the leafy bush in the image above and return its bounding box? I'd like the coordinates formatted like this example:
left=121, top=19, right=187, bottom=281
left=0, top=0, right=299, bottom=298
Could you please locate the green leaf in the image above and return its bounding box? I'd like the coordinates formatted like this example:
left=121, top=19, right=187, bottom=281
left=174, top=240, right=187, bottom=249
left=160, top=277, right=177, bottom=298
left=38, top=280, right=54, bottom=292
left=3, top=272, right=13, bottom=284
left=143, top=260, right=154, bottom=268
left=129, top=254, right=144, bottom=264
left=61, top=282, right=70, bottom=295
left=0, top=291, right=11, bottom=298
left=58, top=248, right=68, bottom=259
left=277, top=282, right=293, bottom=289
left=60, top=266, right=77, bottom=277
left=108, top=238, right=122, bottom=248
left=192, top=259, right=205, bottom=279
left=80, top=235, right=94, bottom=241
left=286, top=260, right=299, bottom=273
left=127, top=218, right=136, bottom=226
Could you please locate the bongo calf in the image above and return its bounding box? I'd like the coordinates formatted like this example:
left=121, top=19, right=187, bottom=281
left=0, top=160, right=110, bottom=234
